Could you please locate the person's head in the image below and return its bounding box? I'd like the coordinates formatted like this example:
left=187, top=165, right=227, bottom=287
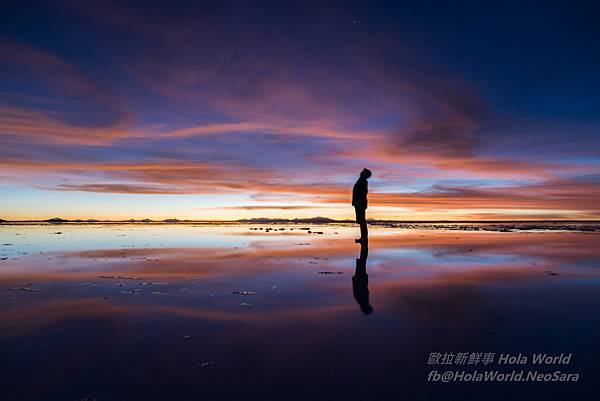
left=360, top=168, right=372, bottom=179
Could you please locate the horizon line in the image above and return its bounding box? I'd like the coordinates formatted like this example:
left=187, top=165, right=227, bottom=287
left=1, top=217, right=599, bottom=224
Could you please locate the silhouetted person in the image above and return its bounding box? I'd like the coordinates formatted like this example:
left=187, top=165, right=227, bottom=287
left=353, top=237, right=373, bottom=315
left=352, top=168, right=371, bottom=243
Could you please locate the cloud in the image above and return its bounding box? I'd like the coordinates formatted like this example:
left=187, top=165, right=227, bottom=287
left=2, top=2, right=599, bottom=219
left=2, top=154, right=600, bottom=218
left=0, top=105, right=132, bottom=145
left=0, top=37, right=126, bottom=129
left=367, top=178, right=600, bottom=213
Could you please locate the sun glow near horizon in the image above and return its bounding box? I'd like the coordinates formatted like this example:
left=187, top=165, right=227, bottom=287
left=0, top=186, right=595, bottom=221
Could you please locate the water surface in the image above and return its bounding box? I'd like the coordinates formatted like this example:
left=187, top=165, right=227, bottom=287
left=1, top=224, right=599, bottom=401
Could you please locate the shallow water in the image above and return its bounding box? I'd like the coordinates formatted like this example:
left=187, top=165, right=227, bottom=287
left=1, top=224, right=599, bottom=401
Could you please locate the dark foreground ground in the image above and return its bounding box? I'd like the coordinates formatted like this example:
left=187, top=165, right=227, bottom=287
left=1, top=224, right=599, bottom=401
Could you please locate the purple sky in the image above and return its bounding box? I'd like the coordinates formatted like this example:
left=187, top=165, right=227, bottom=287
left=1, top=1, right=599, bottom=220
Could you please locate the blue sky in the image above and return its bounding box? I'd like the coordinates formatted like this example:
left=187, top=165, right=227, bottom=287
left=1, top=0, right=599, bottom=220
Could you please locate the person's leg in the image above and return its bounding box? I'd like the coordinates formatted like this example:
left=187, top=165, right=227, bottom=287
left=355, top=207, right=368, bottom=242
left=355, top=206, right=362, bottom=224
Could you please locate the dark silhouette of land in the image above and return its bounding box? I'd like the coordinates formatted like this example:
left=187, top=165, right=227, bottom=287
left=352, top=168, right=371, bottom=243
left=0, top=217, right=599, bottom=233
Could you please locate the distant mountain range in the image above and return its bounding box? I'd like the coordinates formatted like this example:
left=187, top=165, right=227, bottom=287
left=0, top=217, right=598, bottom=224
left=1, top=216, right=345, bottom=224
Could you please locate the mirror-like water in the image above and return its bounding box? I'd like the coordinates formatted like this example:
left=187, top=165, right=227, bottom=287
left=1, top=224, right=599, bottom=400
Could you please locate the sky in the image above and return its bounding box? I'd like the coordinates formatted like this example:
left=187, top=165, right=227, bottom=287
left=1, top=0, right=600, bottom=221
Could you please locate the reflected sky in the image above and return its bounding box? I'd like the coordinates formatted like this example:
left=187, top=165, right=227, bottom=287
left=1, top=224, right=599, bottom=400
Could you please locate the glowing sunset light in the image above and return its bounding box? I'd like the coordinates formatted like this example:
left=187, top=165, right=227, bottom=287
left=1, top=2, right=599, bottom=221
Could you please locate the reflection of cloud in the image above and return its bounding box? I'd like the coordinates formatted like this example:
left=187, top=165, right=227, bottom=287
left=0, top=293, right=356, bottom=338
left=2, top=230, right=597, bottom=279
left=0, top=298, right=128, bottom=337
left=1, top=229, right=599, bottom=338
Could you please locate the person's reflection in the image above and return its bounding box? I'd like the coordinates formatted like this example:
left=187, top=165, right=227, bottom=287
left=353, top=238, right=373, bottom=315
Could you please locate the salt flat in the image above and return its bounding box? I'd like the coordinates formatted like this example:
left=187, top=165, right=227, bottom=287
left=1, top=224, right=599, bottom=401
